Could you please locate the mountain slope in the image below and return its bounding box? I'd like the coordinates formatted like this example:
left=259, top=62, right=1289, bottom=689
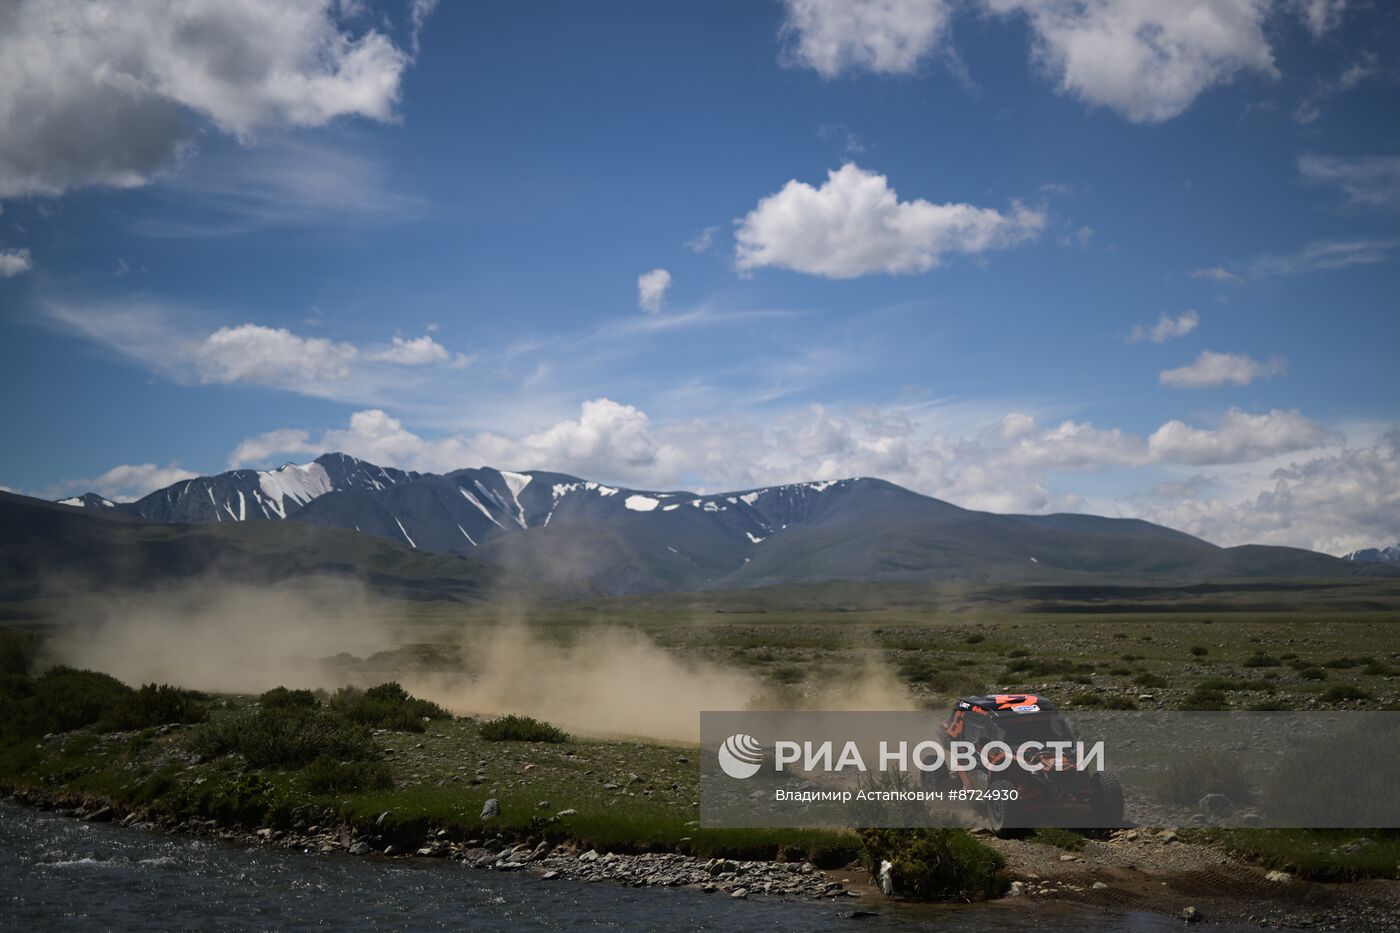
left=52, top=454, right=1391, bottom=594
left=2, top=490, right=503, bottom=602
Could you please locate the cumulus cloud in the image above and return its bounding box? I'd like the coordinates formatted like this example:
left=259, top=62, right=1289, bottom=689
left=779, top=0, right=953, bottom=77
left=637, top=269, right=672, bottom=314
left=42, top=300, right=468, bottom=400
left=1128, top=309, right=1199, bottom=343
left=1147, top=408, right=1337, bottom=465
left=367, top=335, right=456, bottom=366
left=1135, top=429, right=1400, bottom=556
left=58, top=462, right=199, bottom=501
left=0, top=247, right=32, bottom=277
left=1299, top=154, right=1400, bottom=210
left=1160, top=350, right=1286, bottom=388
left=0, top=0, right=424, bottom=197
left=734, top=163, right=1044, bottom=278
left=227, top=428, right=317, bottom=469
left=982, top=0, right=1277, bottom=123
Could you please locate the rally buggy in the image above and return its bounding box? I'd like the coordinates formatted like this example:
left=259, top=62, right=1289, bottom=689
left=926, top=694, right=1124, bottom=836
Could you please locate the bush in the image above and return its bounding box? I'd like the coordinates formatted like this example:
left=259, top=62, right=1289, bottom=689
left=1322, top=684, right=1371, bottom=703
left=191, top=707, right=378, bottom=769
left=329, top=682, right=451, bottom=733
left=1159, top=755, right=1252, bottom=808
left=1133, top=671, right=1167, bottom=688
left=857, top=828, right=1006, bottom=901
left=1299, top=667, right=1327, bottom=681
left=1070, top=692, right=1137, bottom=710
left=963, top=634, right=985, bottom=645
left=259, top=686, right=320, bottom=709
left=1030, top=828, right=1084, bottom=851
left=478, top=714, right=569, bottom=743
left=1243, top=653, right=1281, bottom=668
left=1190, top=646, right=1208, bottom=657
left=300, top=755, right=394, bottom=794
left=10, top=666, right=133, bottom=736
left=1180, top=687, right=1229, bottom=711
left=99, top=683, right=207, bottom=731
left=0, top=630, right=43, bottom=676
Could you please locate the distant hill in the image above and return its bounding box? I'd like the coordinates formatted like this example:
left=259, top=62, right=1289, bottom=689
left=0, top=490, right=505, bottom=603
left=1345, top=544, right=1400, bottom=564
left=46, top=453, right=1394, bottom=594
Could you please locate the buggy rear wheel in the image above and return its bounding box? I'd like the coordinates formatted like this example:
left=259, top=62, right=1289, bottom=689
left=985, top=778, right=1023, bottom=838
left=1092, top=771, right=1125, bottom=827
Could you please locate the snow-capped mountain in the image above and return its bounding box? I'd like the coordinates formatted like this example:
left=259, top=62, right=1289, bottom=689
left=51, top=452, right=1384, bottom=593
left=120, top=452, right=417, bottom=524
left=55, top=493, right=119, bottom=510
left=1344, top=544, right=1400, bottom=563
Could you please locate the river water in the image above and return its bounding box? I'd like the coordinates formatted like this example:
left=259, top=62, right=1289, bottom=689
left=0, top=802, right=1274, bottom=931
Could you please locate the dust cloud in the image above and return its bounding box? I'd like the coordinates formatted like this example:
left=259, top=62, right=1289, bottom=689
left=44, top=580, right=918, bottom=743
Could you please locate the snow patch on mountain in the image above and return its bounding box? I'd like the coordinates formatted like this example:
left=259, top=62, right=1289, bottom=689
left=625, top=495, right=659, bottom=512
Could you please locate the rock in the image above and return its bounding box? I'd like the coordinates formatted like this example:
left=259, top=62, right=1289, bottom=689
left=579, top=849, right=600, bottom=863
left=85, top=807, right=114, bottom=823
left=1008, top=880, right=1026, bottom=897
left=1058, top=853, right=1079, bottom=862
left=1265, top=870, right=1292, bottom=884
left=348, top=841, right=371, bottom=856
left=479, top=798, right=500, bottom=821
left=843, top=910, right=877, bottom=919
left=1156, top=830, right=1179, bottom=843
left=376, top=811, right=391, bottom=827
left=1180, top=906, right=1201, bottom=923
left=730, top=887, right=748, bottom=899
left=255, top=828, right=275, bottom=840
left=1092, top=881, right=1109, bottom=890
left=1137, top=694, right=1155, bottom=702
left=554, top=809, right=577, bottom=819
left=541, top=870, right=560, bottom=880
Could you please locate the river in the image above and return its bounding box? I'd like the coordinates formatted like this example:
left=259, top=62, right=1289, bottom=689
left=0, top=802, right=1278, bottom=931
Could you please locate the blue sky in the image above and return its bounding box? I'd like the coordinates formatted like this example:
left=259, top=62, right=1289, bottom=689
left=1, top=0, right=1397, bottom=554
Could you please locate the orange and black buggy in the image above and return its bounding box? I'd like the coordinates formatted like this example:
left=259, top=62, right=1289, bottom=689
left=930, top=694, right=1124, bottom=836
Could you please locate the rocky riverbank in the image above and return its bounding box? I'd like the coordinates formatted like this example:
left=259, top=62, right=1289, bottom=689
left=3, top=786, right=861, bottom=902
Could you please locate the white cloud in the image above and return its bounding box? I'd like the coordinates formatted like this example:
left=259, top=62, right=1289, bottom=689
left=686, top=226, right=719, bottom=253
left=368, top=335, right=452, bottom=365
left=734, top=163, right=1044, bottom=278
left=1128, top=309, right=1199, bottom=343
left=1292, top=0, right=1348, bottom=37
left=0, top=0, right=423, bottom=197
left=227, top=428, right=316, bottom=469
left=779, top=0, right=953, bottom=78
left=1293, top=51, right=1377, bottom=124
left=192, top=324, right=361, bottom=388
left=42, top=300, right=468, bottom=401
left=1299, top=154, right=1400, bottom=211
left=1188, top=265, right=1242, bottom=284
left=1248, top=238, right=1400, bottom=277
left=1134, top=429, right=1400, bottom=556
left=1160, top=350, right=1286, bottom=388
left=637, top=268, right=672, bottom=314
left=1147, top=408, right=1337, bottom=465
left=63, top=462, right=199, bottom=501
left=0, top=247, right=32, bottom=277
left=983, top=0, right=1277, bottom=123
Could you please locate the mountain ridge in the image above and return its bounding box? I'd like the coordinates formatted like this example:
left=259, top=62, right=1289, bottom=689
left=50, top=452, right=1390, bottom=594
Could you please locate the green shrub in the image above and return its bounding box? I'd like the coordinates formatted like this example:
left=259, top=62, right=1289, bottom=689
left=1322, top=684, right=1371, bottom=703
left=1243, top=653, right=1280, bottom=668
left=478, top=714, right=570, bottom=743
left=329, top=682, right=451, bottom=733
left=0, top=630, right=43, bottom=676
left=191, top=707, right=378, bottom=768
left=1133, top=671, right=1167, bottom=688
left=964, top=634, right=985, bottom=645
left=1180, top=687, right=1229, bottom=711
left=3, top=666, right=133, bottom=736
left=1321, top=657, right=1366, bottom=669
left=1299, top=667, right=1327, bottom=681
left=1159, top=756, right=1252, bottom=807
left=1071, top=692, right=1137, bottom=710
left=1030, top=828, right=1084, bottom=851
left=259, top=686, right=320, bottom=709
left=1190, top=646, right=1208, bottom=657
left=301, top=755, right=394, bottom=794
left=857, top=828, right=1006, bottom=901
left=99, top=683, right=207, bottom=731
